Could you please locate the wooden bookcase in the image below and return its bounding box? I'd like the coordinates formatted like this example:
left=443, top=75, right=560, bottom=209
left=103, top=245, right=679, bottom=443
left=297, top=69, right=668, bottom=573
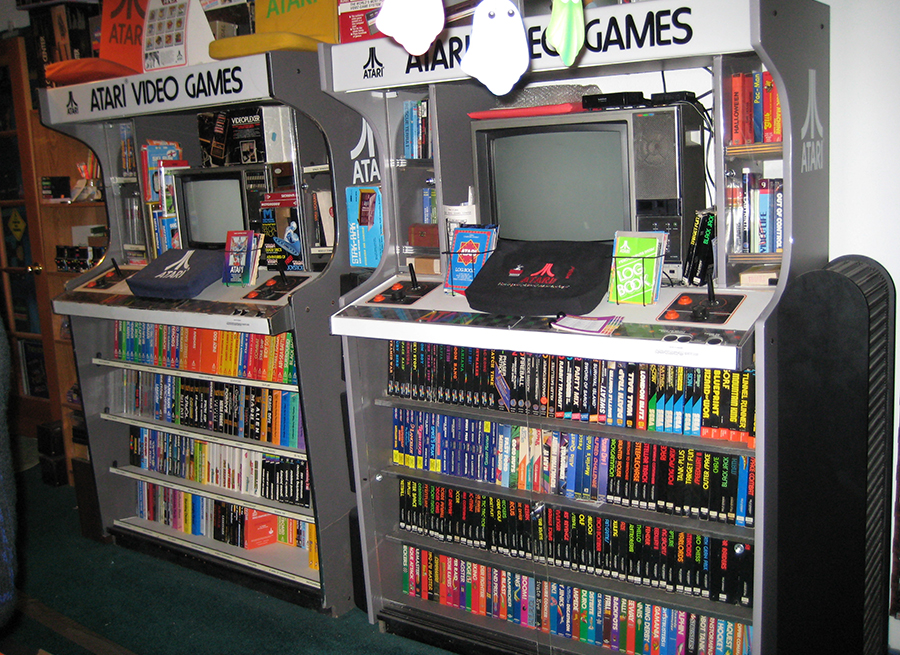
left=326, top=1, right=892, bottom=653
left=0, top=35, right=100, bottom=481
left=41, top=51, right=366, bottom=615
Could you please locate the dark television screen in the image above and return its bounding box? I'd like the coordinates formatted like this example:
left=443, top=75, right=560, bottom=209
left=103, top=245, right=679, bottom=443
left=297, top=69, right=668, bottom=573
left=176, top=172, right=246, bottom=249
left=474, top=119, right=630, bottom=242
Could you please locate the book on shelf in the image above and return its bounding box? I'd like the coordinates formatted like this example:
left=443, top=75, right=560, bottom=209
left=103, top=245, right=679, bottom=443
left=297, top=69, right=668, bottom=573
left=119, top=123, right=137, bottom=176
left=258, top=191, right=304, bottom=272
left=150, top=209, right=181, bottom=255
left=311, top=190, right=334, bottom=249
left=130, top=423, right=309, bottom=502
left=244, top=509, right=278, bottom=549
left=729, top=176, right=783, bottom=255
left=421, top=187, right=437, bottom=224
left=684, top=210, right=715, bottom=286
left=222, top=230, right=261, bottom=286
left=608, top=231, right=667, bottom=304
left=140, top=141, right=182, bottom=203
left=444, top=224, right=497, bottom=295
left=113, top=321, right=299, bottom=385
left=762, top=71, right=782, bottom=143
left=157, top=159, right=189, bottom=215
left=752, top=71, right=764, bottom=143
left=135, top=480, right=313, bottom=556
left=731, top=68, right=782, bottom=146
left=403, top=98, right=431, bottom=160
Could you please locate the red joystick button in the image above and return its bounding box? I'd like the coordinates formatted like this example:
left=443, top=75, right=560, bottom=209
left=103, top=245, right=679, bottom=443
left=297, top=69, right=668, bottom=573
left=664, top=310, right=680, bottom=320
left=372, top=294, right=386, bottom=302
left=246, top=291, right=259, bottom=299
left=86, top=281, right=96, bottom=288
left=677, top=295, right=694, bottom=306
left=391, top=283, right=404, bottom=291
left=265, top=278, right=277, bottom=286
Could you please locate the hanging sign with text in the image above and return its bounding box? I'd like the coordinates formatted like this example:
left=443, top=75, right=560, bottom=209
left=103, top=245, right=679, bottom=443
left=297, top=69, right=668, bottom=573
left=42, top=55, right=273, bottom=125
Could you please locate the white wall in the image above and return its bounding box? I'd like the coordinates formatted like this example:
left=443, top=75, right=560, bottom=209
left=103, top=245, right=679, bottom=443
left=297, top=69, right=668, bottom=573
left=821, top=0, right=900, bottom=648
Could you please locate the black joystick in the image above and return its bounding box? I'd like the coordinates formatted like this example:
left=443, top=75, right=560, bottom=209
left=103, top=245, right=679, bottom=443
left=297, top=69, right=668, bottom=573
left=691, top=304, right=710, bottom=321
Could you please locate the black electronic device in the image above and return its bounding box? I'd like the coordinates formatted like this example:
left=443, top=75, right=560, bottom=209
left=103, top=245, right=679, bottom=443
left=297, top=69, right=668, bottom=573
left=650, top=91, right=697, bottom=105
left=471, top=104, right=705, bottom=282
left=170, top=163, right=272, bottom=250
left=582, top=92, right=649, bottom=111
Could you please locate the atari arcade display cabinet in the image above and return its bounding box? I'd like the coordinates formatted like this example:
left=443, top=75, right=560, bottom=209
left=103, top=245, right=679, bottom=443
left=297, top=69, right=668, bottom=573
left=41, top=51, right=365, bottom=614
left=326, top=0, right=895, bottom=653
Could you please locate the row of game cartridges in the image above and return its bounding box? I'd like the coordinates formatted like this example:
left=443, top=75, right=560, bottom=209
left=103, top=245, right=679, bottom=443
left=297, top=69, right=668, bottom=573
left=402, top=544, right=753, bottom=654
left=392, top=409, right=755, bottom=526
left=387, top=342, right=755, bottom=444
left=399, top=478, right=752, bottom=607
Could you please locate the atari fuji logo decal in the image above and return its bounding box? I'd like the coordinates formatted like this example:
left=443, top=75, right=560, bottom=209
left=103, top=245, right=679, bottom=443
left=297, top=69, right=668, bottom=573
left=800, top=69, right=825, bottom=173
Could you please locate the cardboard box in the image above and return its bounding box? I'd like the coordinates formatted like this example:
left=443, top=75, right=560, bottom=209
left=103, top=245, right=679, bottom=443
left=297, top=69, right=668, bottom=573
left=257, top=0, right=339, bottom=43
left=209, top=20, right=239, bottom=40
left=338, top=0, right=384, bottom=43
left=408, top=223, right=439, bottom=248
left=346, top=186, right=384, bottom=267
left=406, top=256, right=441, bottom=275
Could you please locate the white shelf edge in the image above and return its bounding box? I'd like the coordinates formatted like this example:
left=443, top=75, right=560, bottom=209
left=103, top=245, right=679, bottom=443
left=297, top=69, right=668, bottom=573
left=332, top=314, right=745, bottom=371
left=92, top=357, right=299, bottom=392
left=54, top=299, right=276, bottom=334
left=113, top=517, right=321, bottom=588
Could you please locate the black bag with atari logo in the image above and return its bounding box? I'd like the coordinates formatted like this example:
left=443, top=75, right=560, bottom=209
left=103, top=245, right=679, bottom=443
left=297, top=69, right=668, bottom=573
left=465, top=238, right=613, bottom=316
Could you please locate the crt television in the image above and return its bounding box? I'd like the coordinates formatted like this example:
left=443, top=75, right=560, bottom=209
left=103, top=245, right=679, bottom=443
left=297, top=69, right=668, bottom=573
left=471, top=104, right=704, bottom=279
left=170, top=164, right=272, bottom=250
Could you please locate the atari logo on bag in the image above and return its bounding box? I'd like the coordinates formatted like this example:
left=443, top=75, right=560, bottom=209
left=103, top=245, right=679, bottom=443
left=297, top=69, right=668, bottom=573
left=155, top=250, right=193, bottom=279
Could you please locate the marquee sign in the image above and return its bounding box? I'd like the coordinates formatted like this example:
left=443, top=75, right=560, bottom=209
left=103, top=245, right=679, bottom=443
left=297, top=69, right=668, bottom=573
left=328, top=0, right=753, bottom=93
left=42, top=55, right=273, bottom=125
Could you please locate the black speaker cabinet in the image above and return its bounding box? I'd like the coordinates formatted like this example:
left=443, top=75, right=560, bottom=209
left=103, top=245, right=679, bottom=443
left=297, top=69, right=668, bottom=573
left=767, top=255, right=894, bottom=655
left=633, top=105, right=705, bottom=278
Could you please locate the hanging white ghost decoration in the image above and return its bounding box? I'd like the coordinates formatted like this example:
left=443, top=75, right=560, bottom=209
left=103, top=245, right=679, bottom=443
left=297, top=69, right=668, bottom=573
left=546, top=0, right=585, bottom=67
left=461, top=0, right=530, bottom=96
left=375, top=0, right=445, bottom=57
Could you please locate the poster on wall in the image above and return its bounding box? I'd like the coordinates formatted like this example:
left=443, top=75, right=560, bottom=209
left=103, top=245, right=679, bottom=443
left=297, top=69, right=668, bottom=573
left=143, top=0, right=214, bottom=72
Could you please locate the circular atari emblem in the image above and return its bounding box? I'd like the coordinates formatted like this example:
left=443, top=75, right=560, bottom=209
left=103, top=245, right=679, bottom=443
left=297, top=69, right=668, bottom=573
left=455, top=239, right=480, bottom=266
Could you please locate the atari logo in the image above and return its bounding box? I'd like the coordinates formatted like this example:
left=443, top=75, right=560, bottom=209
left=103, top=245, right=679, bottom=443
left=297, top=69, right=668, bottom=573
left=155, top=251, right=192, bottom=279
left=800, top=69, right=825, bottom=173
left=350, top=118, right=381, bottom=184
